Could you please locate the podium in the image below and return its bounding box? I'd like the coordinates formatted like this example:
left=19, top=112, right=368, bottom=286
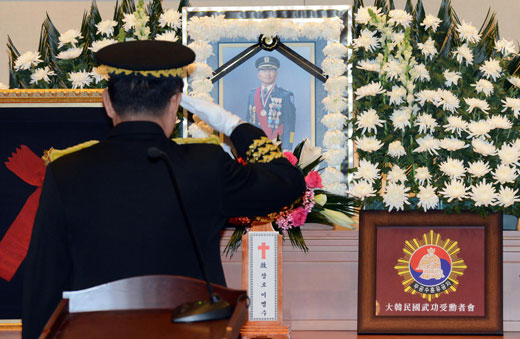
left=40, top=275, right=248, bottom=339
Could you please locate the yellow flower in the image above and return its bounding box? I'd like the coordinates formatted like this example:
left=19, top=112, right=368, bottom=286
left=320, top=209, right=354, bottom=229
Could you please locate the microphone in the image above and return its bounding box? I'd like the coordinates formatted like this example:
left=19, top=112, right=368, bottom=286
left=147, top=147, right=233, bottom=323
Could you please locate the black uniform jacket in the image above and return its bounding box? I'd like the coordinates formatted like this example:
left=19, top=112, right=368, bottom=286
left=22, top=121, right=305, bottom=339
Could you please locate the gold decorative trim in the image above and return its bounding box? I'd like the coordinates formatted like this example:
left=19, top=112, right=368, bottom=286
left=0, top=322, right=22, bottom=331
left=0, top=89, right=103, bottom=104
left=99, top=65, right=185, bottom=78
left=245, top=136, right=284, bottom=163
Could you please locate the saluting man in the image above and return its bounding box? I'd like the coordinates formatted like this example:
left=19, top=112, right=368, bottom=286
left=247, top=56, right=296, bottom=150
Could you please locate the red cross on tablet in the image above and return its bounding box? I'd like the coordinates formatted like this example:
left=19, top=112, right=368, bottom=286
left=258, top=242, right=270, bottom=259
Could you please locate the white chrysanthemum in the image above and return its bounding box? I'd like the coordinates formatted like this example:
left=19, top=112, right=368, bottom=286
left=443, top=70, right=462, bottom=87
left=467, top=120, right=492, bottom=138
left=439, top=157, right=465, bottom=179
left=0, top=82, right=8, bottom=89
left=440, top=180, right=469, bottom=202
left=321, top=168, right=344, bottom=186
left=494, top=38, right=518, bottom=56
left=353, top=29, right=380, bottom=52
left=323, top=148, right=347, bottom=167
left=123, top=13, right=138, bottom=31
left=488, top=115, right=512, bottom=130
left=155, top=31, right=179, bottom=42
left=391, top=107, right=411, bottom=131
left=321, top=18, right=344, bottom=41
left=417, top=184, right=439, bottom=211
left=421, top=15, right=442, bottom=32
left=391, top=32, right=405, bottom=45
left=415, top=113, right=438, bottom=134
left=30, top=66, right=56, bottom=84
left=189, top=121, right=212, bottom=138
left=388, top=140, right=406, bottom=158
left=322, top=95, right=347, bottom=113
left=14, top=51, right=42, bottom=71
left=321, top=113, right=347, bottom=130
left=322, top=57, right=347, bottom=77
left=349, top=180, right=376, bottom=200
left=464, top=97, right=489, bottom=114
left=411, top=64, right=430, bottom=82
left=356, top=59, right=381, bottom=73
left=56, top=47, right=82, bottom=60
left=437, top=89, right=460, bottom=113
left=355, top=136, right=383, bottom=153
left=498, top=143, right=520, bottom=166
left=471, top=138, right=497, bottom=156
left=58, top=29, right=82, bottom=48
left=415, top=167, right=431, bottom=186
left=493, top=164, right=517, bottom=184
left=355, top=6, right=382, bottom=25
left=323, top=130, right=346, bottom=149
left=278, top=20, right=300, bottom=40
left=471, top=79, right=494, bottom=97
left=413, top=135, right=440, bottom=155
left=387, top=165, right=407, bottom=183
left=383, top=182, right=410, bottom=212
left=508, top=76, right=520, bottom=88
left=497, top=186, right=520, bottom=207
left=415, top=89, right=440, bottom=106
left=388, top=86, right=407, bottom=106
left=323, top=182, right=347, bottom=196
left=188, top=41, right=213, bottom=62
left=299, top=22, right=321, bottom=40
left=191, top=79, right=213, bottom=94
left=355, top=81, right=385, bottom=99
left=443, top=115, right=467, bottom=136
left=417, top=37, right=437, bottom=60
left=467, top=160, right=491, bottom=178
left=470, top=180, right=496, bottom=207
left=90, top=67, right=109, bottom=84
left=323, top=43, right=348, bottom=58
left=186, top=63, right=213, bottom=79
left=68, top=70, right=92, bottom=89
left=89, top=39, right=117, bottom=53
left=324, top=76, right=347, bottom=96
left=159, top=9, right=181, bottom=29
left=456, top=21, right=481, bottom=44
left=453, top=44, right=473, bottom=65
left=388, top=9, right=413, bottom=28
left=440, top=137, right=467, bottom=151
left=96, top=20, right=117, bottom=37
left=356, top=109, right=384, bottom=134
left=382, top=59, right=404, bottom=81
left=501, top=97, right=520, bottom=118
left=479, top=59, right=502, bottom=81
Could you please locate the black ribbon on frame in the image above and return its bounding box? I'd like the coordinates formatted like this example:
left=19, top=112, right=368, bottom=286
left=210, top=35, right=328, bottom=84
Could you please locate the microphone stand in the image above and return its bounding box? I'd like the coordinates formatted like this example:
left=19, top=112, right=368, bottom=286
left=147, top=147, right=233, bottom=323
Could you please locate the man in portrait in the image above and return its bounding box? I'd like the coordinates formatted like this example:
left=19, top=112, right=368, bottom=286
left=247, top=56, right=296, bottom=150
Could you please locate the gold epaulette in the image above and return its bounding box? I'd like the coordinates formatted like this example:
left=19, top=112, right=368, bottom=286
left=43, top=140, right=99, bottom=164
left=245, top=136, right=284, bottom=163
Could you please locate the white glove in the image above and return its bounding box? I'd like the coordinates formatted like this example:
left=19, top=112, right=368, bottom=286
left=181, top=94, right=242, bottom=136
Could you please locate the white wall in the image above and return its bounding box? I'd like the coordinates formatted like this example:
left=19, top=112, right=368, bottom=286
left=0, top=0, right=519, bottom=86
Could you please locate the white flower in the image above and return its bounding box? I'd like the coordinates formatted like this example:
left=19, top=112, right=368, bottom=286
left=437, top=89, right=460, bottom=113
left=88, top=39, right=117, bottom=53
left=467, top=120, right=492, bottom=138
left=298, top=138, right=322, bottom=168
left=324, top=76, right=348, bottom=96
left=322, top=95, right=347, bottom=113
left=323, top=43, right=348, bottom=58
left=417, top=184, right=439, bottom=211
left=58, top=29, right=82, bottom=48
left=188, top=41, right=213, bottom=62
left=421, top=15, right=442, bottom=32
left=323, top=148, right=346, bottom=166
left=467, top=160, right=491, bottom=178
left=453, top=44, right=473, bottom=65
left=388, top=141, right=406, bottom=158
left=191, top=79, right=213, bottom=94
left=390, top=32, right=405, bottom=45
left=56, top=47, right=82, bottom=60
left=186, top=63, right=213, bottom=79
left=388, top=9, right=413, bottom=28
left=353, top=29, right=380, bottom=52
left=411, top=64, right=430, bottom=82
left=189, top=121, right=212, bottom=138
left=382, top=59, right=404, bottom=81
left=471, top=138, right=497, bottom=156
left=440, top=137, right=467, bottom=151
left=498, top=143, right=520, bottom=166
left=388, top=86, right=407, bottom=105
left=493, top=164, right=517, bottom=184
left=415, top=167, right=431, bottom=186
left=321, top=113, right=347, bottom=130
left=391, top=107, right=411, bottom=131
left=30, top=66, right=56, bottom=84
left=469, top=180, right=496, bottom=207
left=456, top=21, right=481, bottom=44
left=155, top=31, right=179, bottom=42
left=159, top=9, right=181, bottom=29
left=123, top=13, right=138, bottom=31
left=0, top=82, right=8, bottom=89
left=479, top=59, right=502, bottom=81
left=356, top=108, right=384, bottom=134
left=488, top=115, right=512, bottom=130
left=323, top=130, right=346, bottom=149
left=439, top=157, right=465, bottom=179
left=415, top=89, right=440, bottom=106
left=494, top=38, right=518, bottom=56
left=508, top=76, right=520, bottom=88
left=443, top=115, right=467, bottom=136
left=415, top=113, right=438, bottom=134
left=355, top=136, right=383, bottom=153
left=471, top=79, right=494, bottom=97
left=383, top=182, right=410, bottom=212
left=497, top=186, right=520, bottom=207
left=417, top=37, right=437, bottom=60
left=440, top=180, right=469, bottom=202
left=14, top=51, right=42, bottom=71
left=90, top=67, right=109, bottom=84
left=501, top=97, right=520, bottom=118
left=355, top=81, right=385, bottom=99
left=68, top=70, right=92, bottom=89
left=413, top=135, right=440, bottom=155
left=322, top=57, right=347, bottom=77
left=443, top=70, right=462, bottom=87
left=387, top=165, right=407, bottom=183
left=321, top=18, right=344, bottom=41
left=96, top=20, right=117, bottom=37
left=349, top=180, right=376, bottom=200
left=356, top=59, right=380, bottom=73
left=464, top=97, right=489, bottom=114
left=355, top=6, right=382, bottom=25
left=321, top=168, right=344, bottom=186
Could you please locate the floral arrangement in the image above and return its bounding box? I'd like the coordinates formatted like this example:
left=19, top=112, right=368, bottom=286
left=350, top=0, right=520, bottom=217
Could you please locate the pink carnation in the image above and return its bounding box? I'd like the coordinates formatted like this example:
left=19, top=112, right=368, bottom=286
left=305, top=171, right=322, bottom=188
left=283, top=151, right=298, bottom=166
left=290, top=207, right=307, bottom=227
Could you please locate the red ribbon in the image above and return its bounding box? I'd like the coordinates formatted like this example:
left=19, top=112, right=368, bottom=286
left=253, top=87, right=284, bottom=141
left=0, top=145, right=45, bottom=281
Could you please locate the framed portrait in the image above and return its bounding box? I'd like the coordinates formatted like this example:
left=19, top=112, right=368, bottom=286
left=358, top=210, right=503, bottom=335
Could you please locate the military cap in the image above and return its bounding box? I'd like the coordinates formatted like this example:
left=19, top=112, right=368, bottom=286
left=95, top=40, right=195, bottom=78
left=255, top=55, right=280, bottom=70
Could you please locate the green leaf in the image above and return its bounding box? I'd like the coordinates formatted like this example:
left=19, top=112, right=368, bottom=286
left=223, top=227, right=248, bottom=257
left=404, top=0, right=414, bottom=15
left=177, top=0, right=190, bottom=13
left=287, top=227, right=309, bottom=253
left=474, top=8, right=499, bottom=64
left=147, top=0, right=164, bottom=38
left=435, top=0, right=458, bottom=57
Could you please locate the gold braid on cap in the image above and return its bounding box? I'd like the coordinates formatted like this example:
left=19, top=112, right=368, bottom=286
left=97, top=65, right=185, bottom=78
left=245, top=136, right=284, bottom=163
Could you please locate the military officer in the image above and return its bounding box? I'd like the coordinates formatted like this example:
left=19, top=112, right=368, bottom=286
left=247, top=56, right=296, bottom=150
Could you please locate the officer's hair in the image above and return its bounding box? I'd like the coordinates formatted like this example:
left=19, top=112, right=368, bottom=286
left=107, top=73, right=184, bottom=118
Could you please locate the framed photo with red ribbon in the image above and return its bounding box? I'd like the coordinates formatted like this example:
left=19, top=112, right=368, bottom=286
left=357, top=210, right=503, bottom=335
